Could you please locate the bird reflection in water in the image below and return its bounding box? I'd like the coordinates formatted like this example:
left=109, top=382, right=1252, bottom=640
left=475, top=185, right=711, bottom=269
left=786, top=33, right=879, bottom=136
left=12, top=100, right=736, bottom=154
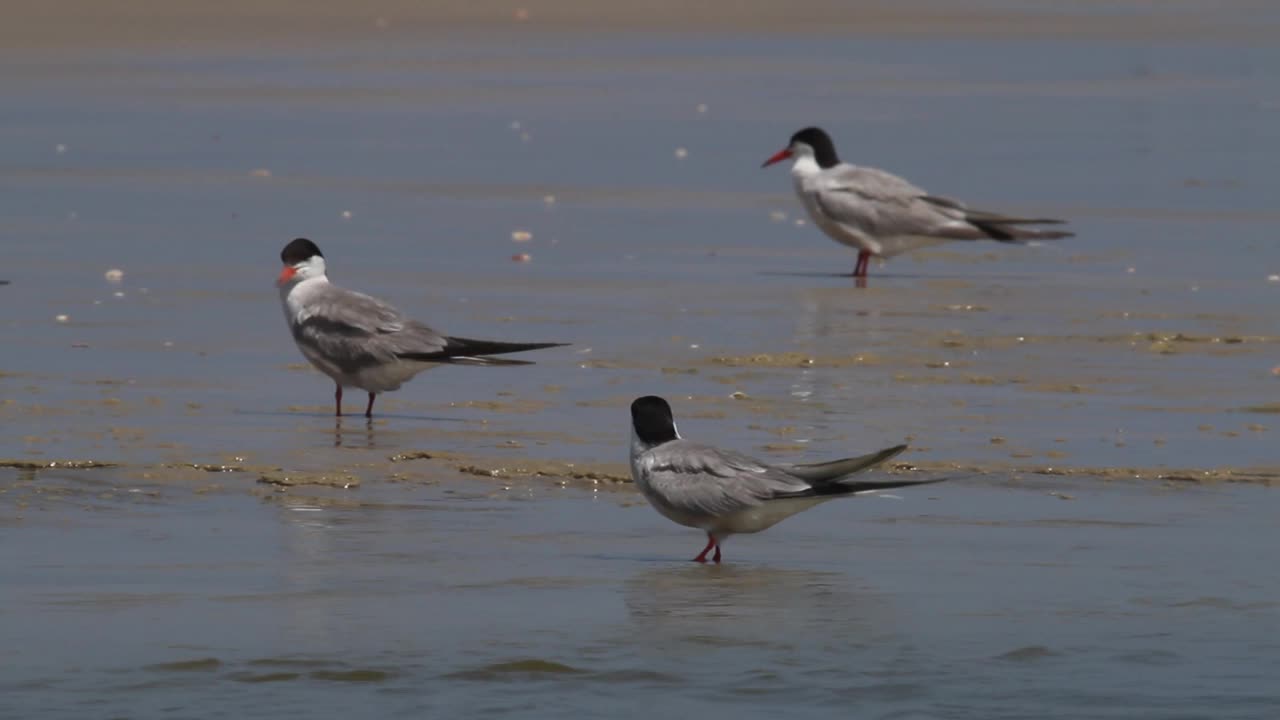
left=333, top=416, right=376, bottom=449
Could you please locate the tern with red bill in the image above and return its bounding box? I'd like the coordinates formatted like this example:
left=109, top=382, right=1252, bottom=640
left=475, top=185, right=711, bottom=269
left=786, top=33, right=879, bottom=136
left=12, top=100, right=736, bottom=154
left=629, top=395, right=944, bottom=564
left=276, top=238, right=567, bottom=418
left=762, top=127, right=1074, bottom=278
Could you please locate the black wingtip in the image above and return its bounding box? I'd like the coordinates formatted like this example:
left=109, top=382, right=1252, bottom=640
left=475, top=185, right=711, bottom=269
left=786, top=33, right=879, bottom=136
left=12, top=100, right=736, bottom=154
left=396, top=338, right=566, bottom=365
left=834, top=474, right=951, bottom=496
left=970, top=220, right=1075, bottom=243
left=443, top=337, right=569, bottom=356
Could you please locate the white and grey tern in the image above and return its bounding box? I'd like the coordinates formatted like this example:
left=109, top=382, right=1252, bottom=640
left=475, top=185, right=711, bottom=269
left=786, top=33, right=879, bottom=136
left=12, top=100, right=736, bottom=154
left=277, top=238, right=567, bottom=418
left=629, top=395, right=945, bottom=563
left=762, top=126, right=1073, bottom=278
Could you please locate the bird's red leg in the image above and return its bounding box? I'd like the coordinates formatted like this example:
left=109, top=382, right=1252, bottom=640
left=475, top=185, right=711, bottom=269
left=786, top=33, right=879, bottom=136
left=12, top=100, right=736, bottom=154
left=334, top=384, right=343, bottom=417
left=364, top=392, right=376, bottom=419
left=712, top=543, right=722, bottom=564
left=853, top=251, right=870, bottom=278
left=693, top=533, right=717, bottom=563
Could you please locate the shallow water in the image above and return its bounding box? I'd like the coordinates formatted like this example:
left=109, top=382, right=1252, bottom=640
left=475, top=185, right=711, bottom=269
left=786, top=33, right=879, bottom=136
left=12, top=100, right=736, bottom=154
left=4, top=471, right=1279, bottom=718
left=2, top=1, right=1279, bottom=717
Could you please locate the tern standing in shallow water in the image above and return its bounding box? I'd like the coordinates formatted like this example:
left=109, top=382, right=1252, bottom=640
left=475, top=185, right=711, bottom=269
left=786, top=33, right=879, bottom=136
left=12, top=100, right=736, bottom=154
left=628, top=395, right=945, bottom=563
left=762, top=126, right=1074, bottom=278
left=276, top=238, right=567, bottom=418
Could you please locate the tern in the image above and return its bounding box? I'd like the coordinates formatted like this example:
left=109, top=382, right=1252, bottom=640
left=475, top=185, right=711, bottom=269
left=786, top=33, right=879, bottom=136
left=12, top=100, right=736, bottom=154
left=628, top=395, right=944, bottom=563
left=762, top=126, right=1073, bottom=278
left=277, top=238, right=567, bottom=418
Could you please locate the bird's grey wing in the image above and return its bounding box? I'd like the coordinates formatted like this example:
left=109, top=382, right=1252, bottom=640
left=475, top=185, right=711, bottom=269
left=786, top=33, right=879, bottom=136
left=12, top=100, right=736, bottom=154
left=919, top=196, right=1074, bottom=240
left=921, top=195, right=1067, bottom=225
left=292, top=287, right=446, bottom=373
left=639, top=441, right=810, bottom=518
left=810, top=165, right=984, bottom=240
left=829, top=165, right=929, bottom=198
left=813, top=189, right=974, bottom=240
left=784, top=444, right=908, bottom=483
left=776, top=444, right=951, bottom=497
left=299, top=286, right=409, bottom=334
left=918, top=194, right=967, bottom=212
left=772, top=474, right=950, bottom=498
left=814, top=167, right=1073, bottom=244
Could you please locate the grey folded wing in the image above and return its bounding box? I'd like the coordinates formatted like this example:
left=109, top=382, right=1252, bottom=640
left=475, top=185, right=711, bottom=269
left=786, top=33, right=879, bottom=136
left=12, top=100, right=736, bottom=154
left=403, top=336, right=568, bottom=365
left=783, top=444, right=908, bottom=484
left=919, top=195, right=1073, bottom=240
left=814, top=165, right=1071, bottom=242
left=811, top=165, right=982, bottom=239
left=638, top=441, right=812, bottom=518
left=291, top=287, right=449, bottom=374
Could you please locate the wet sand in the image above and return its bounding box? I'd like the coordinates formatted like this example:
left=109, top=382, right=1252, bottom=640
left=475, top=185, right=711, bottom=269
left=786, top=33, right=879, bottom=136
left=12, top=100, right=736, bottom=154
left=2, top=1, right=1280, bottom=717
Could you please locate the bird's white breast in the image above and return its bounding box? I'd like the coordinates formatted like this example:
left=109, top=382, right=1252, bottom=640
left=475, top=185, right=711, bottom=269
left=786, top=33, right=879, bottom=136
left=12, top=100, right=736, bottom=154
left=710, top=496, right=833, bottom=535
left=790, top=160, right=878, bottom=253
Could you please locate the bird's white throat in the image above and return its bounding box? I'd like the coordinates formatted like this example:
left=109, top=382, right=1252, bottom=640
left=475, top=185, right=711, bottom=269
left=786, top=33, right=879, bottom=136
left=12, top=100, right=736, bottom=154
left=790, top=153, right=822, bottom=179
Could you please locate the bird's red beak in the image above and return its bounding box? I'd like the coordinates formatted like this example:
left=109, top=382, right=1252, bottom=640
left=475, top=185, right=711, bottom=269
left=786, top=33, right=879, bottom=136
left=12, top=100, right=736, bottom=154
left=276, top=265, right=297, bottom=287
left=761, top=148, right=792, bottom=168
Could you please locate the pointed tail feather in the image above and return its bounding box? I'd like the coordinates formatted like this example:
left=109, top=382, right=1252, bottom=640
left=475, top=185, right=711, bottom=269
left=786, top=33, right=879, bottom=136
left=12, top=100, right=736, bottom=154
left=962, top=208, right=1069, bottom=225
left=774, top=474, right=948, bottom=499
left=836, top=475, right=951, bottom=495
left=785, top=444, right=908, bottom=483
left=961, top=208, right=1074, bottom=243
left=397, top=337, right=568, bottom=365
left=439, top=355, right=537, bottom=367
left=969, top=219, right=1075, bottom=243
left=923, top=196, right=1070, bottom=226
left=444, top=336, right=568, bottom=356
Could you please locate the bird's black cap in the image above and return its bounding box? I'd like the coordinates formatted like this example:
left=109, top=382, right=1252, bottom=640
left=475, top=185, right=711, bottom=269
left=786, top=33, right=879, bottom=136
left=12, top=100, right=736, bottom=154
left=281, top=238, right=323, bottom=265
left=631, top=395, right=678, bottom=445
left=789, top=126, right=840, bottom=169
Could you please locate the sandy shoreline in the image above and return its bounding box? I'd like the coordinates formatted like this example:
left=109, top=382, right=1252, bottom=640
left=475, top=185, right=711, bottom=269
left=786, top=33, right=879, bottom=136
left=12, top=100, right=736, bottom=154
left=4, top=452, right=1277, bottom=495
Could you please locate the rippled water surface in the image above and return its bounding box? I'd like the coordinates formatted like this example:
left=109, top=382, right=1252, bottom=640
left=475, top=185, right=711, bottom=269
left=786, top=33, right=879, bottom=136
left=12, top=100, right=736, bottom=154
left=2, top=1, right=1279, bottom=717
left=5, top=473, right=1280, bottom=719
